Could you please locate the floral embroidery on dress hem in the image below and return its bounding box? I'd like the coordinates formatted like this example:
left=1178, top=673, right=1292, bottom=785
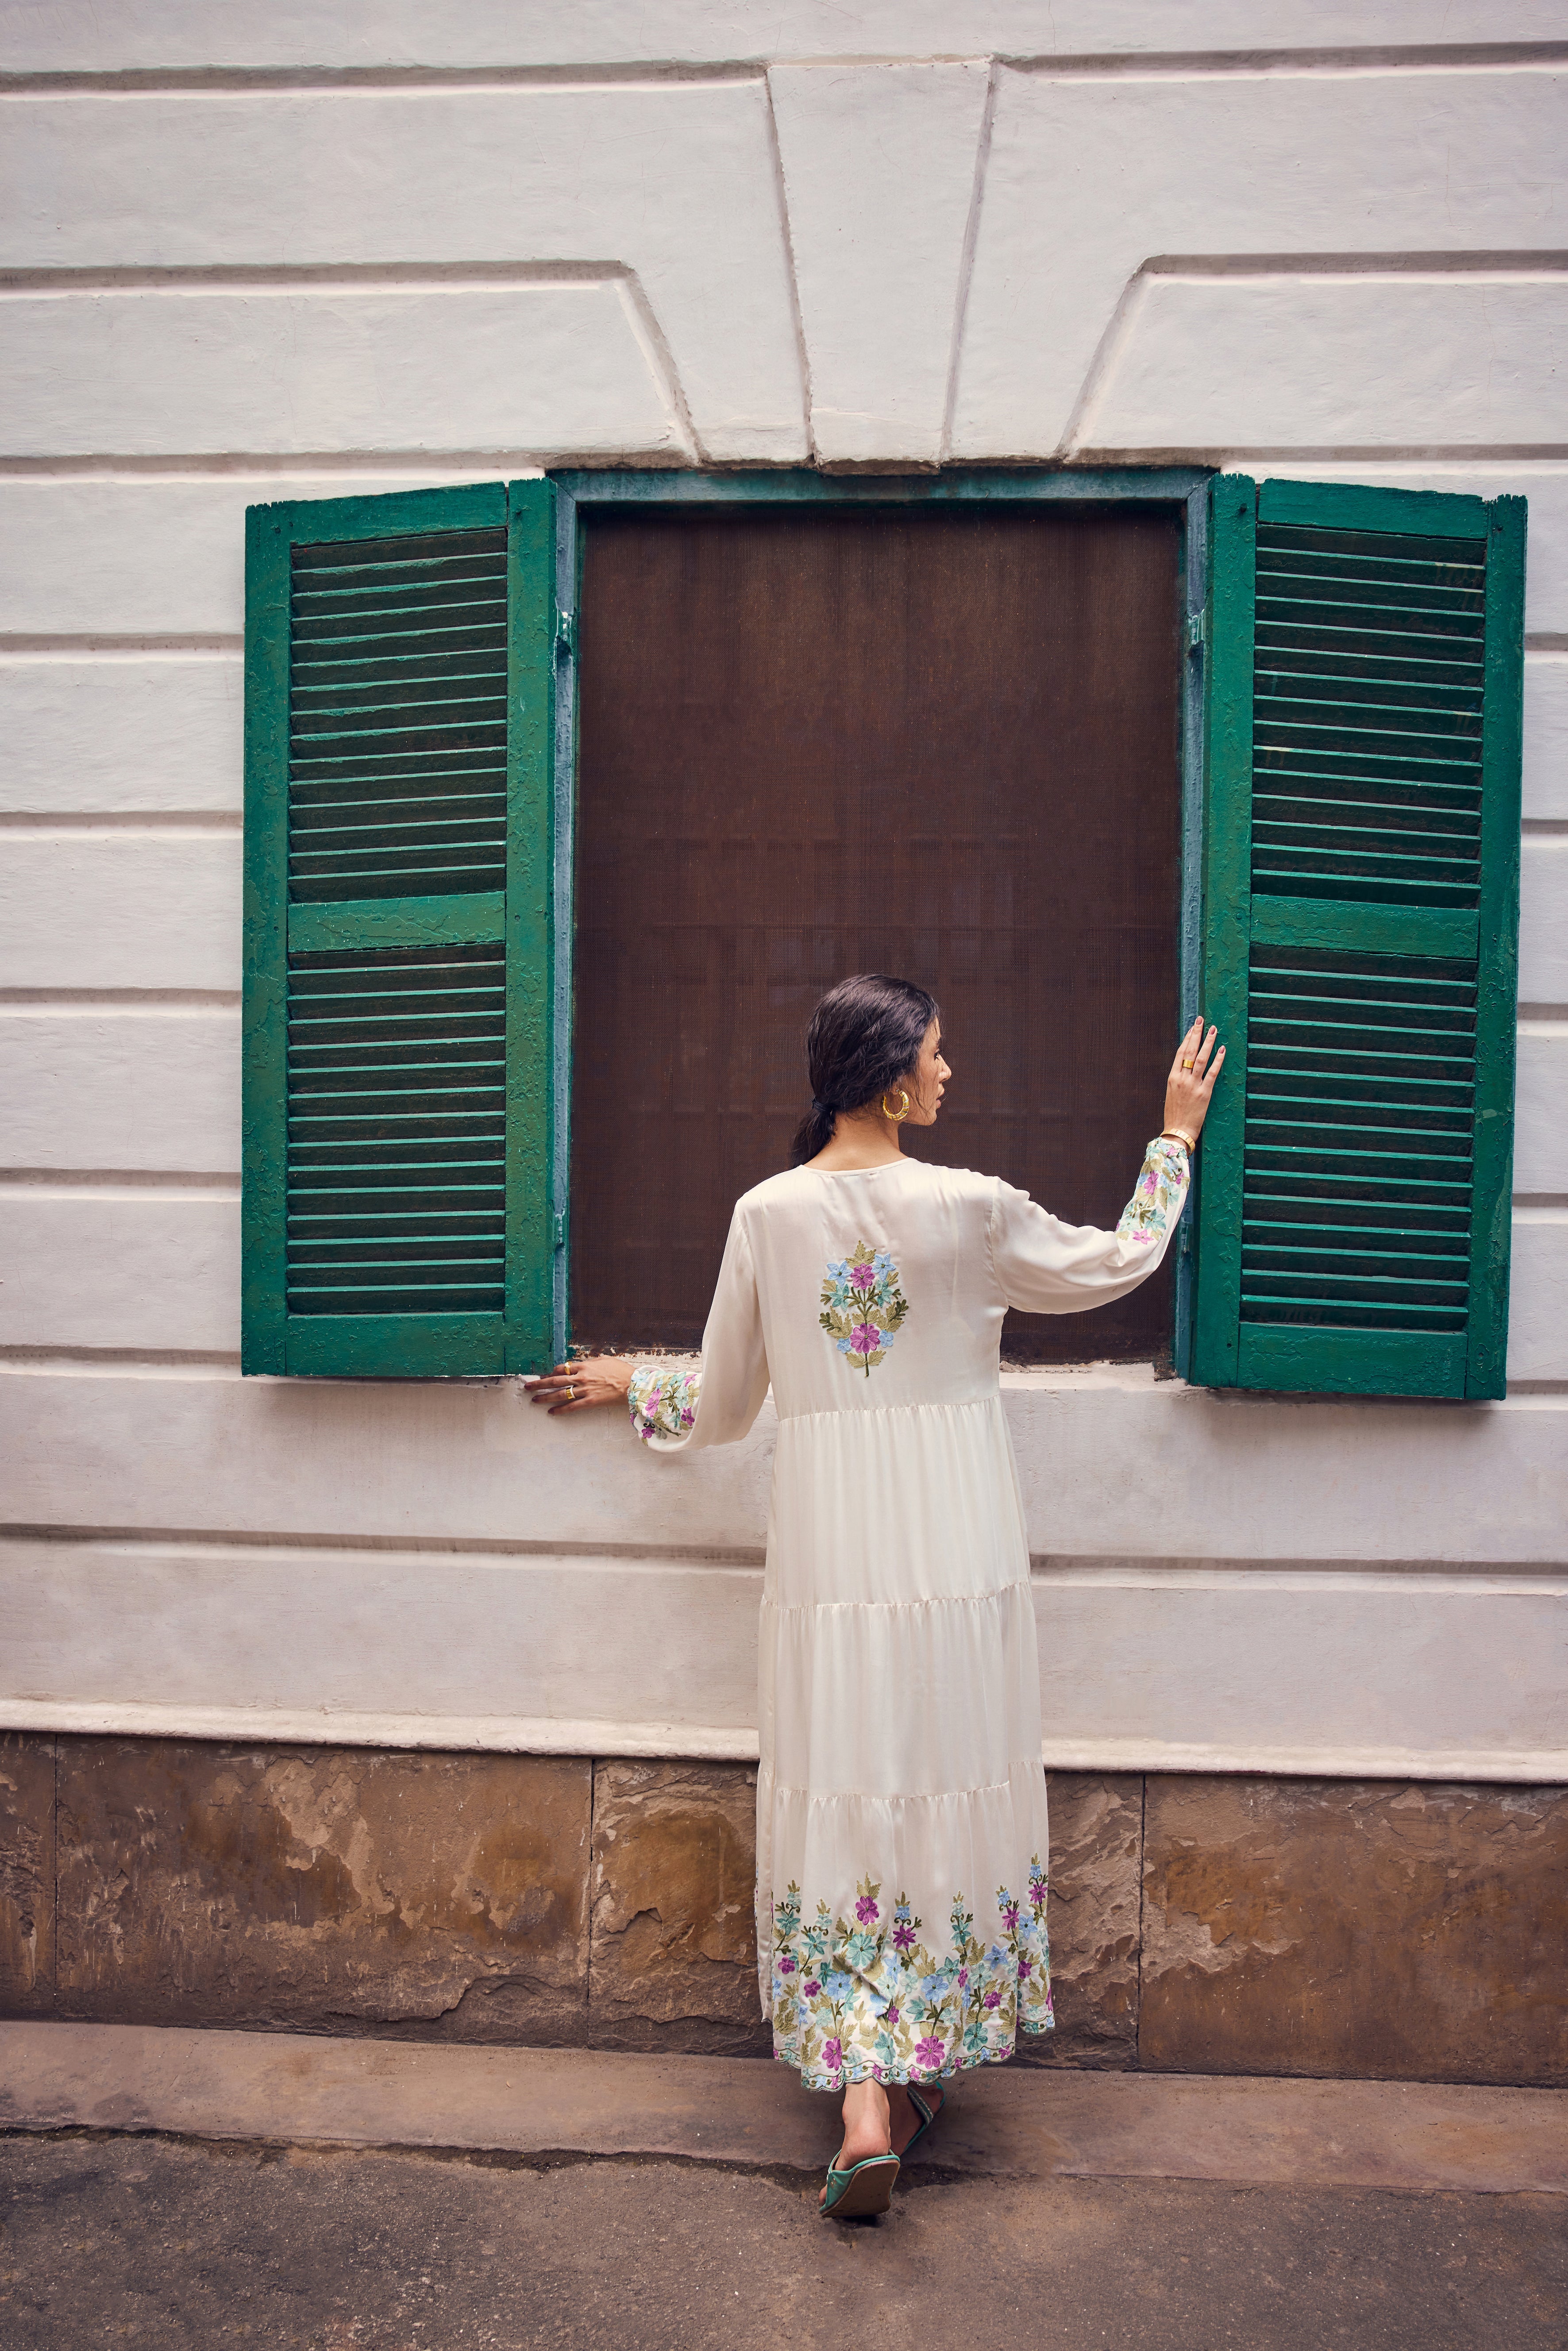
left=767, top=1860, right=1052, bottom=2091
left=819, top=1242, right=910, bottom=1375
left=771, top=2027, right=1049, bottom=2093
left=628, top=1360, right=702, bottom=1444
left=1115, top=1136, right=1190, bottom=1250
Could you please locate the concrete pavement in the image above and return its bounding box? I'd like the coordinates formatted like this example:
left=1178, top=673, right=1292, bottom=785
left=0, top=2025, right=1564, bottom=2348
left=3, top=2021, right=1565, bottom=2193
left=4, top=2132, right=1566, bottom=2350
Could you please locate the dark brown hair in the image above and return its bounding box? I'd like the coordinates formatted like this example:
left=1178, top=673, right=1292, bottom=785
left=789, top=973, right=940, bottom=1167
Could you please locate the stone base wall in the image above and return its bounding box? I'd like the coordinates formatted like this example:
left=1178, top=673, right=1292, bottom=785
left=2, top=1736, right=1563, bottom=2085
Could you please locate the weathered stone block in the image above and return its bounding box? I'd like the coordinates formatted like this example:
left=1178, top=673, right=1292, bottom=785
left=0, top=1734, right=54, bottom=2010
left=54, top=1740, right=591, bottom=2042
left=590, top=1760, right=767, bottom=2055
left=1141, top=1777, right=1568, bottom=2086
left=1017, top=1773, right=1142, bottom=2070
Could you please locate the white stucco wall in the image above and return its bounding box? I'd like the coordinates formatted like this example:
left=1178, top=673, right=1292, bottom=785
left=1, top=3, right=1564, bottom=1777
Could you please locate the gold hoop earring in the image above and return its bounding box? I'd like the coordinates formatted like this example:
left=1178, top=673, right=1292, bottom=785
left=881, top=1088, right=911, bottom=1124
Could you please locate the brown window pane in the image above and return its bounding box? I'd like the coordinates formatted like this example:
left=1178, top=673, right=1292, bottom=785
left=571, top=503, right=1183, bottom=1361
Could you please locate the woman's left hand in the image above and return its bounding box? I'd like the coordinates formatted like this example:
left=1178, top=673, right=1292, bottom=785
left=524, top=1357, right=635, bottom=1414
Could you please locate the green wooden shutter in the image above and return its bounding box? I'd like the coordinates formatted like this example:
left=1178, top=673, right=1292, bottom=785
left=243, top=478, right=558, bottom=1377
left=1191, top=475, right=1526, bottom=1399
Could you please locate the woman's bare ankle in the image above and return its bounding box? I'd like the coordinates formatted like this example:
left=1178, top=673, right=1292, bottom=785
left=837, top=2080, right=891, bottom=2165
left=819, top=2080, right=894, bottom=2202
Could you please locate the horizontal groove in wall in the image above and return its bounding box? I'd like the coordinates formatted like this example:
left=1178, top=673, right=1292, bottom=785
left=2, top=1356, right=1563, bottom=1400
left=0, top=453, right=1563, bottom=483
left=1143, top=249, right=1568, bottom=276
left=0, top=260, right=636, bottom=292
left=0, top=636, right=241, bottom=655
left=0, top=1697, right=1559, bottom=1783
left=0, top=1346, right=239, bottom=1368
left=0, top=453, right=622, bottom=478
left=0, top=44, right=1563, bottom=96
left=0, top=813, right=239, bottom=832
left=0, top=1192, right=237, bottom=1211
left=0, top=991, right=1557, bottom=1028
left=0, top=62, right=769, bottom=95
left=1077, top=443, right=1568, bottom=465
left=2, top=1527, right=1562, bottom=1582
left=0, top=814, right=1526, bottom=853
left=1032, top=1558, right=1568, bottom=1591
left=0, top=1354, right=242, bottom=1380
left=1005, top=43, right=1568, bottom=76
left=0, top=1169, right=240, bottom=1192
left=2, top=1179, right=1557, bottom=1215
left=5, top=809, right=1559, bottom=840
left=21, top=252, right=1563, bottom=298
left=0, top=990, right=239, bottom=1008
left=1, top=1525, right=770, bottom=1564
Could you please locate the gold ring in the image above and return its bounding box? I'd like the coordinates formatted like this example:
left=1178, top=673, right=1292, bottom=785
left=1180, top=1058, right=1194, bottom=1071
left=566, top=1384, right=575, bottom=1401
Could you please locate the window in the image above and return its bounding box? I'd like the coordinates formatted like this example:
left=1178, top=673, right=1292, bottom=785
left=240, top=470, right=1526, bottom=1396
left=1190, top=476, right=1526, bottom=1399
left=569, top=498, right=1182, bottom=1361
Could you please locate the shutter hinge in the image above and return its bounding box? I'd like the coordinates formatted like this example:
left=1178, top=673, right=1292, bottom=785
left=1187, top=610, right=1206, bottom=654
left=555, top=608, right=577, bottom=658
left=552, top=1209, right=568, bottom=1252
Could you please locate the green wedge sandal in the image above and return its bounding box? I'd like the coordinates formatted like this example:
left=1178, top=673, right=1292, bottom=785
left=900, top=2083, right=944, bottom=2158
left=820, top=2150, right=900, bottom=2219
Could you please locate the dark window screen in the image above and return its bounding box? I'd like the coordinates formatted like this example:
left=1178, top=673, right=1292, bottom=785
left=571, top=504, right=1182, bottom=1360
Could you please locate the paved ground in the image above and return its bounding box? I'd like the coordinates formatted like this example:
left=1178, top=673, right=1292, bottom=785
left=2, top=2131, right=1565, bottom=2350
left=1, top=2026, right=1564, bottom=2348
left=5, top=2023, right=1565, bottom=2195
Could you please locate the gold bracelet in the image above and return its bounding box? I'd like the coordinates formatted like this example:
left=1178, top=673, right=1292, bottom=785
left=1160, top=1128, right=1196, bottom=1153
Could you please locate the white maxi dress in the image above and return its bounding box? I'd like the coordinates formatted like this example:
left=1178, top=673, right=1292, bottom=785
left=625, top=1136, right=1189, bottom=2093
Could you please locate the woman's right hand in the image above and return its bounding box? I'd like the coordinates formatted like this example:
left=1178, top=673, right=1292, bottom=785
left=1163, top=1017, right=1225, bottom=1145
left=524, top=1357, right=635, bottom=1415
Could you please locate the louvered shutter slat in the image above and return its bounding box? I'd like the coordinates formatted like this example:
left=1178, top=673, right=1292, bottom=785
left=1191, top=476, right=1525, bottom=1401
left=243, top=481, right=558, bottom=1378
left=288, top=527, right=509, bottom=906
left=285, top=942, right=506, bottom=1318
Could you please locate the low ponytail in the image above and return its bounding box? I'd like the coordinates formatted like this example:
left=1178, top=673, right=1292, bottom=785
left=790, top=1095, right=839, bottom=1168
left=787, top=974, right=939, bottom=1168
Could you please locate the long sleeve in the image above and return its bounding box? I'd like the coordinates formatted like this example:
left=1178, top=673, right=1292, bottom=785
left=989, top=1136, right=1191, bottom=1316
left=626, top=1208, right=770, bottom=1452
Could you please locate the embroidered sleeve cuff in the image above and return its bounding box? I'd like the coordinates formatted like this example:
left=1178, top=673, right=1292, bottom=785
left=1115, top=1135, right=1191, bottom=1248
left=627, top=1360, right=703, bottom=1444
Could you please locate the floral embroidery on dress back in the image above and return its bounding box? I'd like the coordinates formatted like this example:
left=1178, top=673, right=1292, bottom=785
left=769, top=1860, right=1052, bottom=2091
left=819, top=1241, right=910, bottom=1375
